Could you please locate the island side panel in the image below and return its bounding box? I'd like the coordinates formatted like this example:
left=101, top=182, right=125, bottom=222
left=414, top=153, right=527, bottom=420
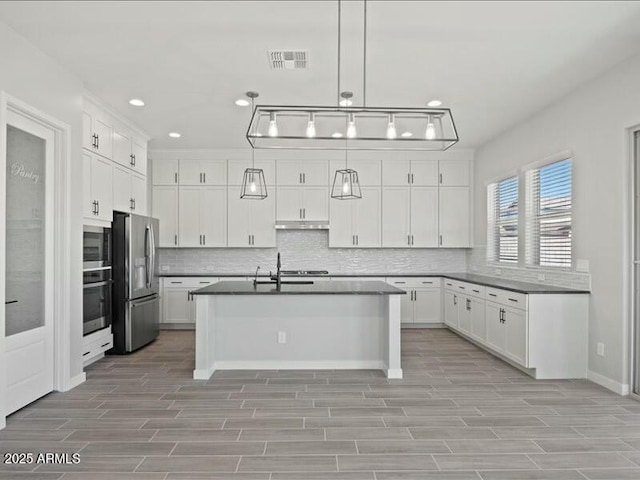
left=210, top=295, right=387, bottom=371
left=385, top=295, right=403, bottom=379
left=193, top=295, right=216, bottom=379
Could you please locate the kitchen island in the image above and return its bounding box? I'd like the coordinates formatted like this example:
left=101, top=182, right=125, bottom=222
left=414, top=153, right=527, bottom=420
left=191, top=280, right=406, bottom=380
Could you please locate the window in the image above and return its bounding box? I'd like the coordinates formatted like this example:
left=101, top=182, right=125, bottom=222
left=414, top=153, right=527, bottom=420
left=525, top=158, right=572, bottom=268
left=487, top=176, right=519, bottom=264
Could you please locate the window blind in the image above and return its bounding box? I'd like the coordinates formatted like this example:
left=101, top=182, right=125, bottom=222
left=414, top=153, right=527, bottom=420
left=525, top=158, right=572, bottom=268
left=487, top=176, right=518, bottom=263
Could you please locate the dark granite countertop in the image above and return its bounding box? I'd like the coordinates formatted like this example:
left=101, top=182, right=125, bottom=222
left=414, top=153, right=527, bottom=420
left=191, top=280, right=407, bottom=296
left=161, top=272, right=589, bottom=295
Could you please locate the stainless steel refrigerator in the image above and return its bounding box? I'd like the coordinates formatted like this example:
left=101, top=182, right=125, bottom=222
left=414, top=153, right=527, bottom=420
left=111, top=212, right=160, bottom=353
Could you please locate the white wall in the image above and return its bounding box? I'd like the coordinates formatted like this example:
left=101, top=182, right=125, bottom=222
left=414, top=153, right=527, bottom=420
left=0, top=19, right=85, bottom=417
left=473, top=52, right=640, bottom=392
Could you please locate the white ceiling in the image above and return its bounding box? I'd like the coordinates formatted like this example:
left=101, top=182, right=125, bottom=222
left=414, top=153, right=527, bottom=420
left=1, top=1, right=640, bottom=150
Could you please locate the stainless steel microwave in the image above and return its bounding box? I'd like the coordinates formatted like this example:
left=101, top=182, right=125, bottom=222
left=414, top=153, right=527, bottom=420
left=83, top=225, right=111, bottom=269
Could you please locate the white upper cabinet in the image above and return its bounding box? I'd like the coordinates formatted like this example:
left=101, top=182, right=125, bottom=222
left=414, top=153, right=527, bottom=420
left=83, top=152, right=113, bottom=223
left=382, top=160, right=438, bottom=186
left=439, top=186, right=470, bottom=247
left=411, top=187, right=439, bottom=247
left=113, top=165, right=147, bottom=215
left=276, top=159, right=329, bottom=186
left=227, top=190, right=275, bottom=247
left=330, top=187, right=381, bottom=247
left=179, top=160, right=226, bottom=186
left=276, top=186, right=328, bottom=221
left=153, top=159, right=179, bottom=185
left=179, top=187, right=227, bottom=247
left=83, top=104, right=113, bottom=160
left=382, top=187, right=411, bottom=247
left=152, top=186, right=178, bottom=247
left=439, top=159, right=469, bottom=186
left=113, top=126, right=147, bottom=176
left=330, top=159, right=381, bottom=186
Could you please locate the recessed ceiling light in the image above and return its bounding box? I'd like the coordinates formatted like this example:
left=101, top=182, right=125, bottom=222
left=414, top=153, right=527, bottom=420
left=235, top=98, right=250, bottom=107
left=427, top=100, right=442, bottom=107
left=332, top=132, right=343, bottom=138
left=338, top=99, right=353, bottom=107
left=168, top=132, right=181, bottom=138
left=401, top=131, right=413, bottom=137
left=129, top=98, right=145, bottom=107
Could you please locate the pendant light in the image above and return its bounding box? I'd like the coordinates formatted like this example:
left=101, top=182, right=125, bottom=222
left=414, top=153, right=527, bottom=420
left=241, top=92, right=268, bottom=199
left=246, top=0, right=459, bottom=151
left=330, top=6, right=361, bottom=200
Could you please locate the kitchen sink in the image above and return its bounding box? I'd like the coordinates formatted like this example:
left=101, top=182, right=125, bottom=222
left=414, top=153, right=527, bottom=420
left=253, top=280, right=314, bottom=285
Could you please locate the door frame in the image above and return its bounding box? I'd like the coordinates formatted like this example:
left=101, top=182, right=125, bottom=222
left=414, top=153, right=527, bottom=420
left=0, top=92, right=73, bottom=429
left=630, top=125, right=640, bottom=401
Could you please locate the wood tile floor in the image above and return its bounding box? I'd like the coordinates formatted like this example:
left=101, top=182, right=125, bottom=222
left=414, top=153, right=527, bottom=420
left=2, top=328, right=640, bottom=480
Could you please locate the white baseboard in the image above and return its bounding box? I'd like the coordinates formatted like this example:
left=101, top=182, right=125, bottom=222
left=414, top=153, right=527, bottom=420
left=386, top=368, right=403, bottom=379
left=212, top=360, right=385, bottom=371
left=193, top=366, right=216, bottom=380
left=402, top=323, right=446, bottom=329
left=67, top=372, right=86, bottom=391
left=588, top=370, right=630, bottom=395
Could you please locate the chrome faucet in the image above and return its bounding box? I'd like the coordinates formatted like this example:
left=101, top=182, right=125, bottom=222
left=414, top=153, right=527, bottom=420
left=270, top=252, right=282, bottom=288
left=253, top=266, right=261, bottom=286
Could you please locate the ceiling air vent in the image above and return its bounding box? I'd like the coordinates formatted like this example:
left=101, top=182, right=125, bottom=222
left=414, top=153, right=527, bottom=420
left=268, top=50, right=309, bottom=70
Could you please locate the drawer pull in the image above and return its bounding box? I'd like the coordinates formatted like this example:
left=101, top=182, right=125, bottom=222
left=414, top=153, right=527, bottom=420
left=394, top=281, right=406, bottom=284
left=199, top=281, right=210, bottom=284
left=100, top=342, right=110, bottom=348
left=508, top=298, right=519, bottom=303
left=170, top=281, right=183, bottom=284
left=82, top=351, right=91, bottom=357
left=422, top=281, right=433, bottom=284
left=488, top=293, right=497, bottom=297
left=472, top=289, right=480, bottom=293
left=458, top=286, right=465, bottom=290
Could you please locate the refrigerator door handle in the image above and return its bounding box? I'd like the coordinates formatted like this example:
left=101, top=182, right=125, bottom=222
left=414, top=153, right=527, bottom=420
left=149, top=222, right=156, bottom=288
left=131, top=294, right=159, bottom=308
left=144, top=225, right=151, bottom=288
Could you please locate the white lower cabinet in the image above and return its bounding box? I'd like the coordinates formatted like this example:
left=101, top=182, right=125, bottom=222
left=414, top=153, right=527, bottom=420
left=82, top=327, right=113, bottom=366
left=443, top=288, right=459, bottom=329
left=161, top=277, right=218, bottom=326
left=386, top=277, right=441, bottom=325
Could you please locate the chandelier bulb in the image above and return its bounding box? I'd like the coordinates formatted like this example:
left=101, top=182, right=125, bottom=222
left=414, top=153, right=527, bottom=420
left=386, top=114, right=397, bottom=139
left=346, top=113, right=357, bottom=139
left=306, top=113, right=316, bottom=138
left=425, top=116, right=436, bottom=140
left=268, top=112, right=278, bottom=137
left=342, top=181, right=350, bottom=194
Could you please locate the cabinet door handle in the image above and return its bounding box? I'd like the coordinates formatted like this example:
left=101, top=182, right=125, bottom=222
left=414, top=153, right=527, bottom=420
left=96, top=201, right=99, bottom=216
left=439, top=235, right=443, bottom=246
left=303, top=208, right=306, bottom=219
left=352, top=235, right=355, bottom=245
left=407, top=235, right=411, bottom=246
left=356, top=235, right=359, bottom=246
left=83, top=351, right=91, bottom=357
left=203, top=172, right=206, bottom=183
left=508, top=298, right=519, bottom=303
left=200, top=172, right=202, bottom=183
left=133, top=154, right=136, bottom=166
left=407, top=173, right=411, bottom=184
left=466, top=298, right=471, bottom=311
left=453, top=295, right=457, bottom=305
left=414, top=290, right=417, bottom=301
left=203, top=234, right=206, bottom=245
left=96, top=134, right=99, bottom=150
left=175, top=234, right=178, bottom=245
left=300, top=208, right=303, bottom=219
left=175, top=172, right=178, bottom=184
left=439, top=173, right=443, bottom=184
left=248, top=234, right=251, bottom=245
left=411, top=173, right=414, bottom=184
left=132, top=198, right=136, bottom=211
left=411, top=235, right=414, bottom=245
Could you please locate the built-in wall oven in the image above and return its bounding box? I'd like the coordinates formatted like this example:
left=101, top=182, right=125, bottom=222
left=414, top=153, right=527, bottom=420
left=83, top=226, right=112, bottom=336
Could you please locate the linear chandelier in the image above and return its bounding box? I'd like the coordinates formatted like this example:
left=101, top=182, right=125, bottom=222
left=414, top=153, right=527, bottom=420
left=245, top=0, right=459, bottom=151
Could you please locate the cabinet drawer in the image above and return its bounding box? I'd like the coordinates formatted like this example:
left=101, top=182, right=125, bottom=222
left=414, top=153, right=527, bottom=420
left=456, top=282, right=484, bottom=299
left=486, top=287, right=527, bottom=309
left=164, top=277, right=219, bottom=289
left=386, top=277, right=440, bottom=289
left=443, top=279, right=459, bottom=291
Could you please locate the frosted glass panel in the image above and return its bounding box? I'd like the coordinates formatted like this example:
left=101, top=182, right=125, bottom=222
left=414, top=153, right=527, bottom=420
left=5, top=125, right=46, bottom=336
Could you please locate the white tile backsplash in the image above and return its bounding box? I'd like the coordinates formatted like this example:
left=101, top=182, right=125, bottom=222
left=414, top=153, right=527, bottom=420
left=159, top=230, right=467, bottom=274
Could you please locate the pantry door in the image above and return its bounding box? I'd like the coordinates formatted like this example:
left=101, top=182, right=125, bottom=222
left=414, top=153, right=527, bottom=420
left=2, top=108, right=55, bottom=415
